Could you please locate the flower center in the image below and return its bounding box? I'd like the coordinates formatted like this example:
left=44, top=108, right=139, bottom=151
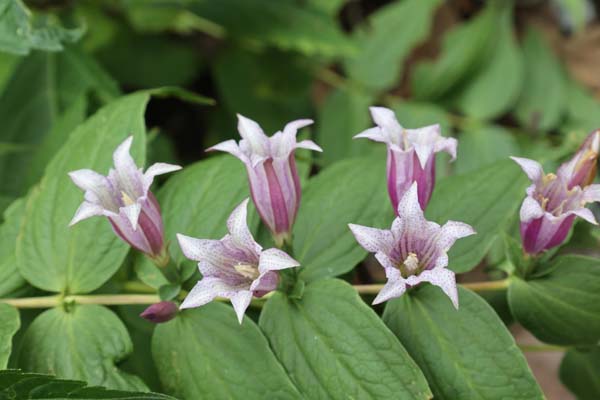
left=399, top=252, right=420, bottom=278
left=234, top=263, right=260, bottom=280
left=121, top=191, right=136, bottom=206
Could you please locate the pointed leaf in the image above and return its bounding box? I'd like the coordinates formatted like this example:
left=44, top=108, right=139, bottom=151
left=18, top=305, right=147, bottom=391
left=383, top=285, right=543, bottom=399
left=0, top=304, right=19, bottom=368
left=152, top=302, right=301, bottom=399
left=260, top=279, right=432, bottom=400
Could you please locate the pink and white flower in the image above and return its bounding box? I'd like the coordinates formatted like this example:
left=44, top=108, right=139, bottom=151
left=208, top=114, right=321, bottom=246
left=512, top=156, right=600, bottom=255
left=177, top=198, right=300, bottom=323
left=69, top=136, right=181, bottom=263
left=558, top=129, right=600, bottom=189
left=354, top=107, right=457, bottom=211
left=349, top=183, right=475, bottom=308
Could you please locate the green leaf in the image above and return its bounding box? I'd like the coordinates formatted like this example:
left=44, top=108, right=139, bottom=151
left=316, top=88, right=375, bottom=166
left=508, top=255, right=600, bottom=346
left=389, top=100, right=452, bottom=137
left=135, top=156, right=251, bottom=288
left=383, top=285, right=543, bottom=399
left=17, top=92, right=148, bottom=294
left=295, top=156, right=391, bottom=282
left=0, top=304, right=19, bottom=368
left=212, top=47, right=311, bottom=135
left=97, top=28, right=202, bottom=88
left=410, top=2, right=499, bottom=100
left=454, top=125, right=519, bottom=174
left=0, top=199, right=28, bottom=297
left=451, top=3, right=523, bottom=120
left=0, top=47, right=119, bottom=200
left=561, top=79, right=600, bottom=135
left=0, top=370, right=173, bottom=399
left=260, top=279, right=432, bottom=400
left=345, top=0, right=441, bottom=92
left=560, top=347, right=600, bottom=400
left=0, top=0, right=83, bottom=55
left=187, top=0, right=355, bottom=57
left=426, top=159, right=527, bottom=273
left=18, top=305, right=147, bottom=391
left=152, top=302, right=301, bottom=399
left=513, top=27, right=566, bottom=132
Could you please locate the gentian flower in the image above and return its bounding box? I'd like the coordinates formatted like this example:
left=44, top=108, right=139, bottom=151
left=558, top=129, right=600, bottom=189
left=354, top=107, right=457, bottom=211
left=348, top=183, right=475, bottom=308
left=512, top=156, right=600, bottom=255
left=208, top=114, right=322, bottom=247
left=140, top=301, right=178, bottom=323
left=69, top=136, right=181, bottom=264
left=177, top=198, right=300, bottom=323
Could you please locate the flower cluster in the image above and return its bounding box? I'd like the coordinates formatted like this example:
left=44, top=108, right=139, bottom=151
left=69, top=111, right=600, bottom=322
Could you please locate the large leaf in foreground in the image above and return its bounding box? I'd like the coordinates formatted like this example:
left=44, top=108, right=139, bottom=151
left=134, top=156, right=251, bottom=287
left=17, top=92, right=148, bottom=294
left=508, top=255, right=600, bottom=346
left=260, top=279, right=432, bottom=400
left=152, top=303, right=301, bottom=400
left=19, top=305, right=147, bottom=391
left=0, top=370, right=173, bottom=399
left=294, top=157, right=391, bottom=282
left=384, top=285, right=543, bottom=399
left=426, top=159, right=526, bottom=273
left=0, top=199, right=28, bottom=297
left=0, top=304, right=19, bottom=368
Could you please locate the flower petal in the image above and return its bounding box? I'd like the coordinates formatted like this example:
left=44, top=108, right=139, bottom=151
left=373, top=268, right=406, bottom=305
left=258, top=248, right=299, bottom=272
left=121, top=203, right=142, bottom=230
left=177, top=233, right=229, bottom=265
left=180, top=277, right=241, bottom=310
left=437, top=220, right=476, bottom=251
left=520, top=194, right=545, bottom=222
left=353, top=127, right=387, bottom=142
left=250, top=270, right=279, bottom=294
left=348, top=223, right=393, bottom=254
left=396, top=182, right=427, bottom=229
left=69, top=202, right=105, bottom=226
left=227, top=198, right=261, bottom=254
left=435, top=136, right=458, bottom=161
left=237, top=114, right=269, bottom=155
left=510, top=156, right=544, bottom=183
left=296, top=139, right=323, bottom=152
left=370, top=106, right=401, bottom=132
left=69, top=169, right=107, bottom=192
left=283, top=119, right=314, bottom=137
left=145, top=162, right=181, bottom=180
left=230, top=290, right=253, bottom=324
left=572, top=207, right=598, bottom=225
left=206, top=139, right=245, bottom=159
left=409, top=268, right=458, bottom=309
left=583, top=184, right=600, bottom=203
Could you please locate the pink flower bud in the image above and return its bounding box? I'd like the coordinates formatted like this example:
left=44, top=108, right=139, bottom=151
left=140, top=301, right=179, bottom=323
left=512, top=156, right=600, bottom=255
left=558, top=129, right=600, bottom=189
left=69, top=137, right=181, bottom=262
left=208, top=115, right=322, bottom=246
left=354, top=107, right=456, bottom=211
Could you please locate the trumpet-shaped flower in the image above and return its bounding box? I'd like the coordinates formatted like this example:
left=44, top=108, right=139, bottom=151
left=177, top=198, right=300, bottom=323
left=208, top=114, right=322, bottom=246
left=512, top=156, right=600, bottom=255
left=69, top=136, right=181, bottom=262
left=349, top=183, right=475, bottom=308
left=354, top=107, right=457, bottom=211
left=558, top=129, right=600, bottom=189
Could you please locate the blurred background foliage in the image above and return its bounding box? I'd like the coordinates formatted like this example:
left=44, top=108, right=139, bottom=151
left=2, top=0, right=600, bottom=398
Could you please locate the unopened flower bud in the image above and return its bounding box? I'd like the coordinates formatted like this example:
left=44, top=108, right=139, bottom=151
left=140, top=301, right=179, bottom=323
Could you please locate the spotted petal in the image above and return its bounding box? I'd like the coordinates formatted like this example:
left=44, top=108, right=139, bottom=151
left=348, top=223, right=393, bottom=254
left=511, top=156, right=544, bottom=183
left=407, top=268, right=458, bottom=309
left=258, top=248, right=299, bottom=272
